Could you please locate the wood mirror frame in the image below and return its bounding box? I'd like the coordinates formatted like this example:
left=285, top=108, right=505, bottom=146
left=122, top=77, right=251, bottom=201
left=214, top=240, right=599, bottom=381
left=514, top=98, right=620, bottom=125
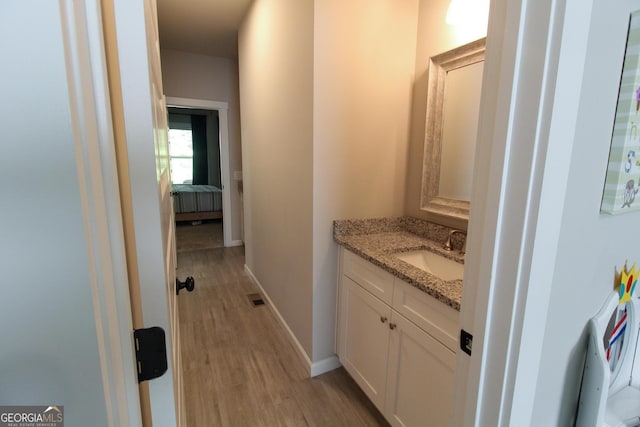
left=420, top=38, right=486, bottom=222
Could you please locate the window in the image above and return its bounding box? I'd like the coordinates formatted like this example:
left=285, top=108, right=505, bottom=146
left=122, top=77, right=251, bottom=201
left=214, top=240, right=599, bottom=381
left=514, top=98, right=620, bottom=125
left=168, top=126, right=193, bottom=185
left=168, top=110, right=209, bottom=185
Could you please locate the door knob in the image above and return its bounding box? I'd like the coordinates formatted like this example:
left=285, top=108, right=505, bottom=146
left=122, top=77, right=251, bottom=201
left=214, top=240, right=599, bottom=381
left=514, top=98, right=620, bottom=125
left=176, top=276, right=195, bottom=295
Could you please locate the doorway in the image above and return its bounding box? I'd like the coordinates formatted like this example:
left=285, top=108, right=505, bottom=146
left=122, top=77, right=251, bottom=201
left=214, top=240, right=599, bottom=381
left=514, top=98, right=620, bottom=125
left=166, top=97, right=234, bottom=247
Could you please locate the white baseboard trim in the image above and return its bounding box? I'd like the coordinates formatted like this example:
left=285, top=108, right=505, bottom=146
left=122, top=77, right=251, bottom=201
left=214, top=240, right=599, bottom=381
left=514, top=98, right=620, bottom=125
left=227, top=239, right=244, bottom=247
left=311, top=355, right=341, bottom=377
left=244, top=264, right=313, bottom=375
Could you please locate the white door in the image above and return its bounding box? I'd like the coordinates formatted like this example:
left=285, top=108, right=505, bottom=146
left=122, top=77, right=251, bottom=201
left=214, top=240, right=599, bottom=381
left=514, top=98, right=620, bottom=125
left=450, top=0, right=562, bottom=421
left=146, top=5, right=183, bottom=425
left=110, top=0, right=184, bottom=425
left=0, top=1, right=143, bottom=425
left=2, top=1, right=182, bottom=426
left=453, top=0, right=602, bottom=425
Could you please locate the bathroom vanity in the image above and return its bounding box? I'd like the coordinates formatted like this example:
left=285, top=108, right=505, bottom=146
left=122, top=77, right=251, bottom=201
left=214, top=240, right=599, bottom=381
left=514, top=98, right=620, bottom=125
left=330, top=35, right=484, bottom=427
left=334, top=217, right=464, bottom=426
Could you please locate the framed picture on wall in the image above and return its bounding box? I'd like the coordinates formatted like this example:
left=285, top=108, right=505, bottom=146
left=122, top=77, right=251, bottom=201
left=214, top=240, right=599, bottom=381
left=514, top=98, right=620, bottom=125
left=601, top=9, right=640, bottom=215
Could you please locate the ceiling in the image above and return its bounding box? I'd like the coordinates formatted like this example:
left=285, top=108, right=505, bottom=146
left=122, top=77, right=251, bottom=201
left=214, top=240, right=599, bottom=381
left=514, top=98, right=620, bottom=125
left=157, top=0, right=254, bottom=59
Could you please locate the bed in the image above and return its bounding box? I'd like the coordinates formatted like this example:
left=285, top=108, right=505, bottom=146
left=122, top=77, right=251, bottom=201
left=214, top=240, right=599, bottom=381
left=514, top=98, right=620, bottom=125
left=172, top=184, right=223, bottom=222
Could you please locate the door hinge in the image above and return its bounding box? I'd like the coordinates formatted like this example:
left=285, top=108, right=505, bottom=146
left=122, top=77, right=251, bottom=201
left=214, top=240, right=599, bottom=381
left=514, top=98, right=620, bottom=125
left=134, top=327, right=168, bottom=382
left=460, top=329, right=473, bottom=356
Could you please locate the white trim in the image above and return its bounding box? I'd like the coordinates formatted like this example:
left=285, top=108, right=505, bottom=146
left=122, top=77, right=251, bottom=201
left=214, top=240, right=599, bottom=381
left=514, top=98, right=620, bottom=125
left=112, top=0, right=179, bottom=423
left=310, top=356, right=341, bottom=377
left=166, top=96, right=234, bottom=248
left=229, top=239, right=244, bottom=247
left=458, top=0, right=589, bottom=425
left=167, top=96, right=228, bottom=111
left=244, top=264, right=315, bottom=377
left=503, top=0, right=594, bottom=424
left=61, top=1, right=141, bottom=426
left=453, top=0, right=524, bottom=421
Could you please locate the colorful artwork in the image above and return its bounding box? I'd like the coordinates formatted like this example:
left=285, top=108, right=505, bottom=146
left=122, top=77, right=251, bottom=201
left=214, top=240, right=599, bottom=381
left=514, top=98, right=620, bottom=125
left=607, top=262, right=638, bottom=366
left=607, top=305, right=626, bottom=364
left=602, top=11, right=640, bottom=214
left=619, top=262, right=638, bottom=304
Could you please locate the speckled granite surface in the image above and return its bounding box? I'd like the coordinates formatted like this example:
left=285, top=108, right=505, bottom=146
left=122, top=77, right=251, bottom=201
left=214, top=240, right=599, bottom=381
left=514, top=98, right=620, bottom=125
left=334, top=217, right=465, bottom=311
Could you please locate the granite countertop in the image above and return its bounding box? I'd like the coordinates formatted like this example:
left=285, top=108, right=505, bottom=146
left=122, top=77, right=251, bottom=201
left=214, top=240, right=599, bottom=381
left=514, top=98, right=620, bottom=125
left=333, top=217, right=464, bottom=311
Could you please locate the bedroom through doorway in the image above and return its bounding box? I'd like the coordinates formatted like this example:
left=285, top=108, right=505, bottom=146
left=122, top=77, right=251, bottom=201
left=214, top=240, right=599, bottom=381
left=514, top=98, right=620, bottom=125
left=166, top=97, right=235, bottom=247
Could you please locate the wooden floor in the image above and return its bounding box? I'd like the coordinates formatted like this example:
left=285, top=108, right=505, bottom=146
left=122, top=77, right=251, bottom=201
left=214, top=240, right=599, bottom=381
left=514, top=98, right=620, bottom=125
left=175, top=226, right=389, bottom=427
left=176, top=220, right=224, bottom=253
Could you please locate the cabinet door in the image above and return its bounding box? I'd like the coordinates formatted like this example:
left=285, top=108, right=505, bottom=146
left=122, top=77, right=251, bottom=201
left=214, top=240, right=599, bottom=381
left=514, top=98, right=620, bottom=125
left=338, top=276, right=392, bottom=411
left=385, top=312, right=456, bottom=427
left=392, top=278, right=459, bottom=352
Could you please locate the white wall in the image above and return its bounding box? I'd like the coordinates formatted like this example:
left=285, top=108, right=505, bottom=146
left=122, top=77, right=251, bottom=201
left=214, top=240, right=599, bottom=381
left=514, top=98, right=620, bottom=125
left=460, top=0, right=640, bottom=424
left=529, top=0, right=640, bottom=423
left=160, top=50, right=243, bottom=241
left=239, top=0, right=420, bottom=369
left=238, top=0, right=315, bottom=357
left=0, top=2, right=109, bottom=424
left=312, top=0, right=419, bottom=363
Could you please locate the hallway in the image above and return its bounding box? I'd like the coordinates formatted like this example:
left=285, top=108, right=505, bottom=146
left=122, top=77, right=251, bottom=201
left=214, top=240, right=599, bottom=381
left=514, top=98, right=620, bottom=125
left=175, top=223, right=389, bottom=426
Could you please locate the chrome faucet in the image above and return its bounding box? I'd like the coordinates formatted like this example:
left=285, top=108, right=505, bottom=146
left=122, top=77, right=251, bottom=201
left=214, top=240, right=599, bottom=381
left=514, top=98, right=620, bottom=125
left=444, top=229, right=467, bottom=254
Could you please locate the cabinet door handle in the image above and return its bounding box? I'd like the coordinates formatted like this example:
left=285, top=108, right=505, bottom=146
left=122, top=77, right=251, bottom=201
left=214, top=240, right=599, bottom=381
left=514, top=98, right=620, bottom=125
left=389, top=323, right=396, bottom=330
left=380, top=316, right=388, bottom=323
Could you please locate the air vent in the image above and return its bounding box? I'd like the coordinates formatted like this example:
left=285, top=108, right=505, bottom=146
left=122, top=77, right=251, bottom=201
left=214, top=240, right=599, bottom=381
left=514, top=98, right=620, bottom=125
left=248, top=293, right=265, bottom=307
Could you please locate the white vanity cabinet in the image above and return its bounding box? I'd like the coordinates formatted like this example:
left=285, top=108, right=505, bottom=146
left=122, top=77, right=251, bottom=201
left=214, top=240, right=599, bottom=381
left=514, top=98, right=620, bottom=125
left=337, top=248, right=459, bottom=427
left=340, top=275, right=392, bottom=409
left=385, top=310, right=456, bottom=427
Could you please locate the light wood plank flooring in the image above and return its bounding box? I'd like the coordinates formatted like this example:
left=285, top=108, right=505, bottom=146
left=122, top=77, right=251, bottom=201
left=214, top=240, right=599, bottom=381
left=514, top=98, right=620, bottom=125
left=176, top=220, right=224, bottom=253
left=176, top=225, right=389, bottom=427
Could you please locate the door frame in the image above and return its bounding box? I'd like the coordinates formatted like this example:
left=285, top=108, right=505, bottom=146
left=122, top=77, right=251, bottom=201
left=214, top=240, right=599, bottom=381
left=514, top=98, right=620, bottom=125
left=456, top=0, right=590, bottom=425
left=63, top=0, right=143, bottom=425
left=166, top=97, right=234, bottom=247
left=110, top=0, right=181, bottom=424
left=455, top=0, right=558, bottom=421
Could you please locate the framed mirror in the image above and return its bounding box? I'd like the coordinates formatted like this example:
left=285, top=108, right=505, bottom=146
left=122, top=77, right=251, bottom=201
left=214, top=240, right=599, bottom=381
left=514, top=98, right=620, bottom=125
left=421, top=38, right=486, bottom=221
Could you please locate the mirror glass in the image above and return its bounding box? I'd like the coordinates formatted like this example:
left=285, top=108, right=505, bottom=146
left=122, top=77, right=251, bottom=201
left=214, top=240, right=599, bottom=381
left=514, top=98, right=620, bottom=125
left=421, top=38, right=486, bottom=221
left=439, top=61, right=484, bottom=200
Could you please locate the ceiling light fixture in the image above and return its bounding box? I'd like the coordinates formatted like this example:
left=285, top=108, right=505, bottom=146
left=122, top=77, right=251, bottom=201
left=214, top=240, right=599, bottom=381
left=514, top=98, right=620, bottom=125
left=446, top=0, right=490, bottom=41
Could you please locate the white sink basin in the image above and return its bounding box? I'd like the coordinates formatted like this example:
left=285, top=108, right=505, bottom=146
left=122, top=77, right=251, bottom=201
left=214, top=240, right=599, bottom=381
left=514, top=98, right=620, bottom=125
left=394, top=250, right=464, bottom=281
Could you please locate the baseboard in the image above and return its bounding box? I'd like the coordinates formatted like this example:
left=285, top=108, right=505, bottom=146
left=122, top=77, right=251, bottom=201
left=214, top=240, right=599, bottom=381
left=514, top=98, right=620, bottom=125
left=227, top=239, right=244, bottom=247
left=244, top=264, right=313, bottom=374
left=310, top=355, right=341, bottom=377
